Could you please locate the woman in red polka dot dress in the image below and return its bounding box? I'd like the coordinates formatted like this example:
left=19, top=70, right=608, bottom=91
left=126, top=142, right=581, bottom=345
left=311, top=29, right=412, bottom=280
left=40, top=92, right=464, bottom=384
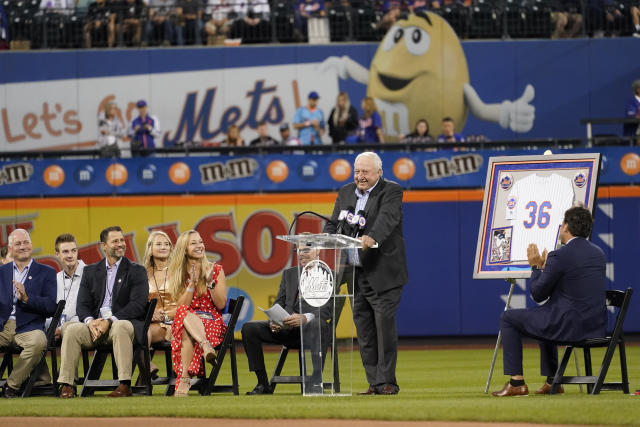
left=168, top=230, right=227, bottom=396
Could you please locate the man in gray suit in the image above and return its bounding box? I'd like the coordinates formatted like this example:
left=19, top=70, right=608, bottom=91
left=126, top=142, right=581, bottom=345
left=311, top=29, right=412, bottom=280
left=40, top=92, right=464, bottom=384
left=324, top=151, right=408, bottom=395
left=242, top=245, right=333, bottom=395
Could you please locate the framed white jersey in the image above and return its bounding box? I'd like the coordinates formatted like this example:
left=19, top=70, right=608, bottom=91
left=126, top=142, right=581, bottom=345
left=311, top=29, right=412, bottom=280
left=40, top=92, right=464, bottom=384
left=473, top=153, right=601, bottom=279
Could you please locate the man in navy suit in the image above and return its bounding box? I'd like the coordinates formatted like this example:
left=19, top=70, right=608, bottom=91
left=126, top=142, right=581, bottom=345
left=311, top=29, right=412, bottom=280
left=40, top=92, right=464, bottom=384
left=57, top=226, right=148, bottom=398
left=323, top=151, right=408, bottom=395
left=0, top=229, right=57, bottom=398
left=492, top=206, right=607, bottom=397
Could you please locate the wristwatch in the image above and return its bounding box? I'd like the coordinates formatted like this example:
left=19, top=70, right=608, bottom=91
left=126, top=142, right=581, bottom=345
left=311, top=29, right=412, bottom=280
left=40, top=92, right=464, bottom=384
left=206, top=280, right=216, bottom=290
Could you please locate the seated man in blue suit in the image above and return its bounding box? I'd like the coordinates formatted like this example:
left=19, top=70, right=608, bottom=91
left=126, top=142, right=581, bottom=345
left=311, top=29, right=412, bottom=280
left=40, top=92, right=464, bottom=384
left=0, top=229, right=57, bottom=398
left=492, top=206, right=607, bottom=397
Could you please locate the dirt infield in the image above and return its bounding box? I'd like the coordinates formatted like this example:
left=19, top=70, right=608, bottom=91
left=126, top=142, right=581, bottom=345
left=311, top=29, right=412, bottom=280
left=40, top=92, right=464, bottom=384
left=1, top=418, right=604, bottom=427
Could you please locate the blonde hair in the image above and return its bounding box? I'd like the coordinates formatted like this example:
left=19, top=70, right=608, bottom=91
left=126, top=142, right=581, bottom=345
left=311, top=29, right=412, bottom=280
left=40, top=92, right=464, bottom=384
left=142, top=231, right=173, bottom=272
left=362, top=96, right=377, bottom=118
left=168, top=230, right=214, bottom=299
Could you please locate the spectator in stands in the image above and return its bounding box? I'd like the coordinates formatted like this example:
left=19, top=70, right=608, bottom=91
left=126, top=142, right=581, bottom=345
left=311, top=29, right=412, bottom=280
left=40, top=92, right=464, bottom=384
left=294, top=0, right=325, bottom=39
left=400, top=119, right=433, bottom=143
left=279, top=123, right=301, bottom=145
left=0, top=4, right=9, bottom=50
left=84, top=0, right=117, bottom=48
left=220, top=124, right=244, bottom=146
left=293, top=91, right=325, bottom=145
left=145, top=0, right=180, bottom=46
left=377, top=0, right=403, bottom=32
left=328, top=91, right=358, bottom=144
left=348, top=96, right=383, bottom=143
left=437, top=117, right=465, bottom=142
left=37, top=0, right=75, bottom=48
left=409, top=0, right=429, bottom=13
left=97, top=101, right=126, bottom=157
left=0, top=246, right=10, bottom=264
left=176, top=0, right=203, bottom=44
left=624, top=79, right=640, bottom=143
left=633, top=5, right=640, bottom=37
left=128, top=100, right=161, bottom=155
left=115, top=0, right=145, bottom=46
left=228, top=0, right=270, bottom=44
left=551, top=0, right=583, bottom=38
left=204, top=0, right=232, bottom=44
left=249, top=122, right=279, bottom=146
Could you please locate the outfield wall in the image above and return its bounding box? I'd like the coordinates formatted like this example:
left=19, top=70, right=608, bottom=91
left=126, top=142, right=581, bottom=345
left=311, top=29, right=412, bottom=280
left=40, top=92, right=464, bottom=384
left=2, top=186, right=637, bottom=337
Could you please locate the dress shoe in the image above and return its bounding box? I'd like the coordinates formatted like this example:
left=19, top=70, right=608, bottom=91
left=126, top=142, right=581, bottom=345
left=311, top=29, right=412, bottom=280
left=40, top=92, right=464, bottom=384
left=246, top=384, right=273, bottom=395
left=491, top=382, right=529, bottom=397
left=59, top=384, right=76, bottom=398
left=2, top=385, right=19, bottom=398
left=202, top=341, right=218, bottom=365
left=376, top=384, right=399, bottom=395
left=357, top=386, right=376, bottom=395
left=106, top=383, right=132, bottom=397
left=535, top=382, right=564, bottom=395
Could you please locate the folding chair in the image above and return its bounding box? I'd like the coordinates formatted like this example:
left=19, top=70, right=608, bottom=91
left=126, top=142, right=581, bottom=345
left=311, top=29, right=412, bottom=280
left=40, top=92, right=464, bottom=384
left=0, top=300, right=65, bottom=397
left=165, top=296, right=244, bottom=396
left=80, top=299, right=157, bottom=397
left=550, top=288, right=633, bottom=395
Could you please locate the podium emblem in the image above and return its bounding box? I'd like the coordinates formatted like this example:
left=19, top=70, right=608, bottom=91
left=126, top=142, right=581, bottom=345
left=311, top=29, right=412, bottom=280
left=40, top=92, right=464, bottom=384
left=299, top=260, right=334, bottom=308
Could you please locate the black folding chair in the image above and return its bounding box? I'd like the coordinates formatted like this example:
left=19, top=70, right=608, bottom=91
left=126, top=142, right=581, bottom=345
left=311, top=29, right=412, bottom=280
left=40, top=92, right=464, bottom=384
left=165, top=296, right=245, bottom=396
left=550, top=288, right=633, bottom=395
left=80, top=299, right=157, bottom=397
left=0, top=300, right=65, bottom=397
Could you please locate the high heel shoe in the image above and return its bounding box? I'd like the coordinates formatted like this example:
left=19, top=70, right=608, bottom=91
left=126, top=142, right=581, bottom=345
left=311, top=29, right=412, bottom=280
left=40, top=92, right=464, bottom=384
left=175, top=377, right=191, bottom=397
left=201, top=341, right=218, bottom=365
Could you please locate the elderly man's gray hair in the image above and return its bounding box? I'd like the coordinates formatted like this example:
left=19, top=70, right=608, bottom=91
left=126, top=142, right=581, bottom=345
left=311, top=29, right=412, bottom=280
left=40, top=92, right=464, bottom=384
left=355, top=152, right=383, bottom=172
left=7, top=228, right=31, bottom=247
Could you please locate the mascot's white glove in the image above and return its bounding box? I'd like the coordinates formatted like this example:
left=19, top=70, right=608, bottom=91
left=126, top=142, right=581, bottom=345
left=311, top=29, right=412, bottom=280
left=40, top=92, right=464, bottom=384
left=464, top=84, right=536, bottom=133
left=317, top=56, right=369, bottom=84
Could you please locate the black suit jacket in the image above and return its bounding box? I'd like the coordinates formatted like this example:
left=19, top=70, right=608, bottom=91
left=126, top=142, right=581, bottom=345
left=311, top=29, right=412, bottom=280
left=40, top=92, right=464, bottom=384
left=324, top=178, right=408, bottom=293
left=275, top=267, right=333, bottom=323
left=0, top=260, right=57, bottom=334
left=528, top=237, right=607, bottom=342
left=77, top=257, right=149, bottom=345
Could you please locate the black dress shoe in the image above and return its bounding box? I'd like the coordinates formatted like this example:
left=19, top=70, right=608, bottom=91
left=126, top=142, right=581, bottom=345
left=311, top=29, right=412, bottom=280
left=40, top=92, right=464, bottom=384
left=376, top=383, right=399, bottom=395
left=246, top=384, right=273, bottom=395
left=3, top=385, right=20, bottom=398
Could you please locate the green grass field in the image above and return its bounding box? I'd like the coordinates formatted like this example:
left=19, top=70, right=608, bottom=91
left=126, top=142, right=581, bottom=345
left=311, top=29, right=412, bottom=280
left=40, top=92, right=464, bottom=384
left=1, top=344, right=640, bottom=424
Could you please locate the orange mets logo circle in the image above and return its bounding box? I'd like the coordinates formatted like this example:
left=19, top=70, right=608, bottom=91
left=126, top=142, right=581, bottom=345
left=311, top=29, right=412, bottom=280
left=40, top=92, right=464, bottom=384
left=43, top=165, right=65, bottom=188
left=392, top=157, right=415, bottom=181
left=105, top=163, right=128, bottom=186
left=169, top=162, right=191, bottom=185
left=266, top=160, right=289, bottom=183
left=620, top=153, right=640, bottom=176
left=329, top=159, right=352, bottom=182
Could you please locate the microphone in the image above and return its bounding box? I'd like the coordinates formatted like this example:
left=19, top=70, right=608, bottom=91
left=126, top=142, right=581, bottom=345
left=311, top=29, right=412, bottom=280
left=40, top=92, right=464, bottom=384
left=336, top=206, right=354, bottom=235
left=288, top=210, right=336, bottom=235
left=351, top=210, right=367, bottom=238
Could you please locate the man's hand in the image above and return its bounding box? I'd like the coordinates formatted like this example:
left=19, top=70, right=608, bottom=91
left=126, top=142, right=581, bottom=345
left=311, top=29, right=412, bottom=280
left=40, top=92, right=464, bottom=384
left=283, top=314, right=306, bottom=328
left=88, top=319, right=107, bottom=341
left=360, top=235, right=377, bottom=251
left=13, top=280, right=28, bottom=303
left=527, top=243, right=548, bottom=269
left=152, top=310, right=165, bottom=323
left=269, top=321, right=281, bottom=333
left=54, top=328, right=62, bottom=341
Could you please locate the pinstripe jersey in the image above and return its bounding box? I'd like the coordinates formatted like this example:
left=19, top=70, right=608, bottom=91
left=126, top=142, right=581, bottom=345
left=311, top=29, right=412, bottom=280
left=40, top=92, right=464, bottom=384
left=505, top=173, right=574, bottom=261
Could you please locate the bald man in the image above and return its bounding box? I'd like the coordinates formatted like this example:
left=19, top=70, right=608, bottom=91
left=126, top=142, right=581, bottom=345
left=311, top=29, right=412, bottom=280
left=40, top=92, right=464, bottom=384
left=0, top=229, right=57, bottom=398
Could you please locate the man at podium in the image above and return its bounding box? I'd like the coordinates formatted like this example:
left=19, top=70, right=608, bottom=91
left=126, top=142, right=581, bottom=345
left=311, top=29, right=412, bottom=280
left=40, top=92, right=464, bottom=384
left=241, top=244, right=333, bottom=395
left=324, top=151, right=408, bottom=395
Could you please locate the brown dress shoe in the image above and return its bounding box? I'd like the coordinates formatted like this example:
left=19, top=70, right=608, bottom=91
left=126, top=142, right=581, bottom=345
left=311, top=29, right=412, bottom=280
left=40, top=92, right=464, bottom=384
left=377, top=384, right=399, bottom=395
left=491, top=382, right=529, bottom=397
left=357, top=386, right=376, bottom=395
left=535, top=382, right=564, bottom=394
left=59, top=384, right=76, bottom=398
left=106, top=383, right=132, bottom=397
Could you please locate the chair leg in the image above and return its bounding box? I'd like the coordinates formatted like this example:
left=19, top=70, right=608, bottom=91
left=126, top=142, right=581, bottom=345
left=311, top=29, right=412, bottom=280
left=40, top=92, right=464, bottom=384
left=551, top=346, right=572, bottom=394
left=80, top=350, right=108, bottom=397
left=583, top=348, right=593, bottom=394
left=230, top=344, right=239, bottom=396
left=21, top=355, right=46, bottom=397
left=618, top=340, right=629, bottom=394
left=298, top=349, right=304, bottom=394
left=0, top=353, right=11, bottom=379
left=592, top=341, right=618, bottom=395
left=269, top=347, right=289, bottom=392
left=50, top=349, right=59, bottom=386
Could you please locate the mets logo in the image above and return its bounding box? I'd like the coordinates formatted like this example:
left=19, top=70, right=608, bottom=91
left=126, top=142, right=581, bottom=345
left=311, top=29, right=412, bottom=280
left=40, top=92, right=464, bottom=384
left=500, top=174, right=513, bottom=190
left=507, top=196, right=517, bottom=210
left=299, top=260, right=333, bottom=308
left=573, top=172, right=586, bottom=188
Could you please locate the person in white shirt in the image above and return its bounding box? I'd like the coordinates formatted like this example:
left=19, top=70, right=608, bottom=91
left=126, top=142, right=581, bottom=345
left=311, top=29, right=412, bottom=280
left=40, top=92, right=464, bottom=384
left=51, top=234, right=86, bottom=340
left=97, top=101, right=127, bottom=157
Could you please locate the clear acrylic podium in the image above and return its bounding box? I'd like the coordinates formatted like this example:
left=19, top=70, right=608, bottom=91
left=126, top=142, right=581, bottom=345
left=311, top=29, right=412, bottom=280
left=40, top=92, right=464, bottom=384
left=276, top=233, right=361, bottom=396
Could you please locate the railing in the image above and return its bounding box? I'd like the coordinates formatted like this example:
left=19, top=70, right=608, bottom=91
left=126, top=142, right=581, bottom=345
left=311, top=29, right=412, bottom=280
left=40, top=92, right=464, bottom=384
left=1, top=0, right=638, bottom=50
